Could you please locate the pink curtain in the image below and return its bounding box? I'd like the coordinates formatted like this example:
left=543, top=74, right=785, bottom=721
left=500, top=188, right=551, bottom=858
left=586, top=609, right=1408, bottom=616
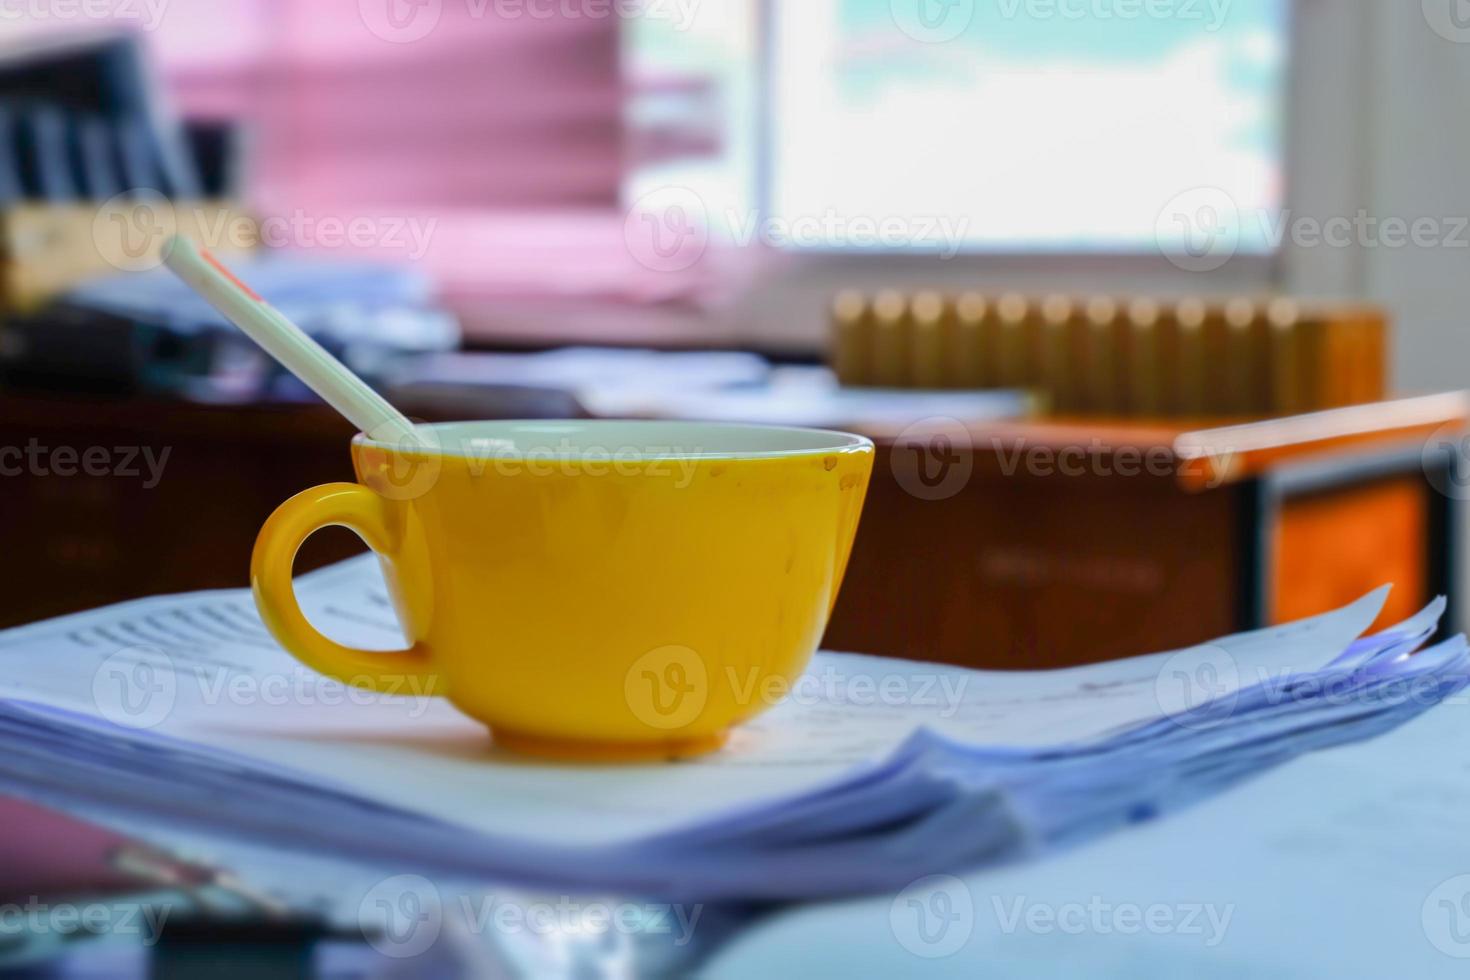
left=150, top=0, right=623, bottom=211
left=138, top=2, right=725, bottom=316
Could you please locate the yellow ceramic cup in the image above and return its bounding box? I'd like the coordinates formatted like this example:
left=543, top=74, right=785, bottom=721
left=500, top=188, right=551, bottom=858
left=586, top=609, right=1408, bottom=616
left=251, top=420, right=874, bottom=761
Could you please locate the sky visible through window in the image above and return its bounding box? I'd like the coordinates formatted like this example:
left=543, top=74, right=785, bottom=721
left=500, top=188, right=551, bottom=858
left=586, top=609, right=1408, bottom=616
left=769, top=0, right=1287, bottom=254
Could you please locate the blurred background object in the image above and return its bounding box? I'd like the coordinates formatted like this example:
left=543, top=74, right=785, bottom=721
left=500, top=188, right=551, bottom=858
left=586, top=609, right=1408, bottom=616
left=828, top=292, right=1389, bottom=418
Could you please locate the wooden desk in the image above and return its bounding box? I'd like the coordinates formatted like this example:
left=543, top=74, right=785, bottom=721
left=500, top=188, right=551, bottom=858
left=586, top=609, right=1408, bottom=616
left=830, top=393, right=1468, bottom=667
left=0, top=391, right=1463, bottom=669
left=0, top=395, right=359, bottom=625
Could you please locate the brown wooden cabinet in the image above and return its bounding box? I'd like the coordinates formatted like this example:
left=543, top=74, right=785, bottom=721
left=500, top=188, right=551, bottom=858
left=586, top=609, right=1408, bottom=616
left=827, top=397, right=1466, bottom=666
left=1, top=391, right=1463, bottom=669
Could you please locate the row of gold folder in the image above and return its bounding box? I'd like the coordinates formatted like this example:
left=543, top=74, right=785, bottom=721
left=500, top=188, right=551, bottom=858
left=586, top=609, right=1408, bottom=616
left=830, top=291, right=1388, bottom=418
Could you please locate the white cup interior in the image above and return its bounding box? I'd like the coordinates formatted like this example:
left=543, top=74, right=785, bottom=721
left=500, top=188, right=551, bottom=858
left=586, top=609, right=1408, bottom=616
left=357, top=420, right=873, bottom=460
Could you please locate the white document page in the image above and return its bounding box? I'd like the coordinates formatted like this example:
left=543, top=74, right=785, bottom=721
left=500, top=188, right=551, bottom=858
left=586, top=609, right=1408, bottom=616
left=0, top=556, right=1388, bottom=844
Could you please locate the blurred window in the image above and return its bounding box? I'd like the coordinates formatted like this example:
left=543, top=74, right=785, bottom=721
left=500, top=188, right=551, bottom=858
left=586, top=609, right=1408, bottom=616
left=629, top=0, right=1288, bottom=257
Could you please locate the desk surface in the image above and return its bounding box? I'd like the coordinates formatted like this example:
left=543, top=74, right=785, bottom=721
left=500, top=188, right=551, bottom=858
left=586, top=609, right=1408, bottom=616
left=854, top=390, right=1470, bottom=490
left=706, top=691, right=1470, bottom=978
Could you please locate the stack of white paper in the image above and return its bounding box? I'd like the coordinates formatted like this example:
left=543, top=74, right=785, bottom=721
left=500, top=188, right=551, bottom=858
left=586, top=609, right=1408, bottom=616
left=0, top=557, right=1464, bottom=902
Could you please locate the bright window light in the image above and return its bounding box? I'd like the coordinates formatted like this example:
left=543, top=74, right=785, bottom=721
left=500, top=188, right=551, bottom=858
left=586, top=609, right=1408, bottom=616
left=767, top=0, right=1288, bottom=255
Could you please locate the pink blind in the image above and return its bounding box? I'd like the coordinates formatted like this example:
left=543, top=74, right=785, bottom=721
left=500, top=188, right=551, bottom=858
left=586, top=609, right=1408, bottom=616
left=150, top=0, right=623, bottom=211
left=140, top=4, right=723, bottom=315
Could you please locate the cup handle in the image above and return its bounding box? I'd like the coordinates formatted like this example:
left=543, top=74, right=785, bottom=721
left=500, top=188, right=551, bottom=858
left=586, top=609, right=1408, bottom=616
left=251, top=483, right=437, bottom=693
